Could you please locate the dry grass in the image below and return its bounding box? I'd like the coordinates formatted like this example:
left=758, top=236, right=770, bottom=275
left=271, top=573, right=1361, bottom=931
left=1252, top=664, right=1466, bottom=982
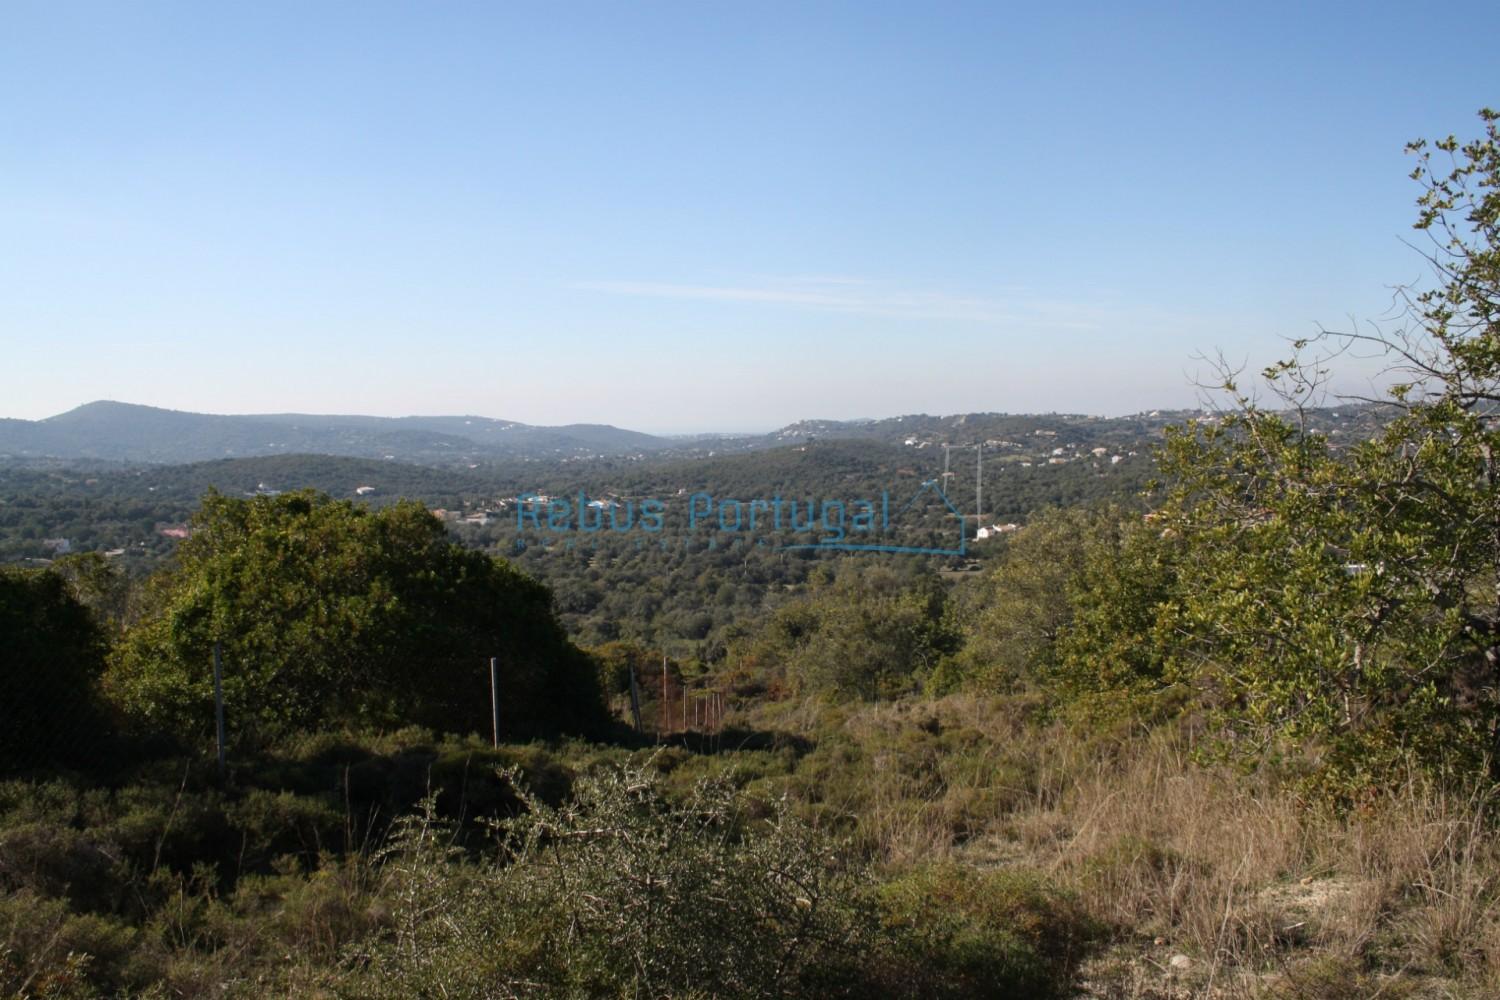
left=757, top=693, right=1500, bottom=998
left=12, top=692, right=1499, bottom=997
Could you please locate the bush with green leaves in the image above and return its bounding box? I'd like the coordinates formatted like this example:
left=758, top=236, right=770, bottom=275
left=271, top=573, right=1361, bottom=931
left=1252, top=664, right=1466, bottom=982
left=872, top=864, right=1092, bottom=1000
left=350, top=759, right=872, bottom=999
left=0, top=567, right=110, bottom=774
left=950, top=506, right=1153, bottom=692
left=727, top=563, right=960, bottom=702
left=1140, top=112, right=1500, bottom=790
left=1047, top=513, right=1187, bottom=722
left=349, top=756, right=1093, bottom=999
left=947, top=111, right=1500, bottom=794
left=107, top=489, right=607, bottom=747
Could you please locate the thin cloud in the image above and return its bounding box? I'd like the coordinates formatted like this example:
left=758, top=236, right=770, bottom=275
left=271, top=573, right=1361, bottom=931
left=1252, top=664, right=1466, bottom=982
left=572, top=278, right=1104, bottom=329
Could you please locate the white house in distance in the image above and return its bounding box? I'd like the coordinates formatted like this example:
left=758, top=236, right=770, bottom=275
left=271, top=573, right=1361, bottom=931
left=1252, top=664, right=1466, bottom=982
left=975, top=523, right=1021, bottom=540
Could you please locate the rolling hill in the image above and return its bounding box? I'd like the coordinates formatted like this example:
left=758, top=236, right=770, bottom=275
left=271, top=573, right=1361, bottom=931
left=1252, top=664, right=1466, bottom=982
left=0, top=401, right=677, bottom=464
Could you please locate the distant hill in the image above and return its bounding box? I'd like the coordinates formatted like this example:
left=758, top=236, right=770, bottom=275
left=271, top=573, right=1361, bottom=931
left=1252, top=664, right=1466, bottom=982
left=0, top=400, right=1394, bottom=468
left=748, top=405, right=1394, bottom=452
left=0, top=401, right=677, bottom=464
left=763, top=411, right=1206, bottom=450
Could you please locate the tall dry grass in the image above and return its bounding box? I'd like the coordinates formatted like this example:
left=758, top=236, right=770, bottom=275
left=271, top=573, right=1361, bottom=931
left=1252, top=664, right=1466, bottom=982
left=759, top=693, right=1500, bottom=997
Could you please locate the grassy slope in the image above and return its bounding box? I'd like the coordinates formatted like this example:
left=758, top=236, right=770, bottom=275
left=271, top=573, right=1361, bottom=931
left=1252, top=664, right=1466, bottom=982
left=4, top=696, right=1497, bottom=998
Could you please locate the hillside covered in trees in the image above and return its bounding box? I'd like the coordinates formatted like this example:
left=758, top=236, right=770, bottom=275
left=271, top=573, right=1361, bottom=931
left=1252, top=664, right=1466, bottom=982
left=3, top=110, right=1500, bottom=999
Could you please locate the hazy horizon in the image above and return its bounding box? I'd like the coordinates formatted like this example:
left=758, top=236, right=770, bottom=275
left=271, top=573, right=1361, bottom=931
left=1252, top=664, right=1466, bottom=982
left=2, top=395, right=1242, bottom=439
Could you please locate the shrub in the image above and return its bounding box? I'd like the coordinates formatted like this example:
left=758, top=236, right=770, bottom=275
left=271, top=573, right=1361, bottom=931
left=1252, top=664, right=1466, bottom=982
left=0, top=568, right=110, bottom=774
left=107, top=490, right=608, bottom=747
left=869, top=864, right=1093, bottom=1000
left=349, top=758, right=873, bottom=999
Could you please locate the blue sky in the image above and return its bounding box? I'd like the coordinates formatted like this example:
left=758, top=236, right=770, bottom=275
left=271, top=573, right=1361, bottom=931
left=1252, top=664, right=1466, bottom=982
left=1, top=2, right=1494, bottom=432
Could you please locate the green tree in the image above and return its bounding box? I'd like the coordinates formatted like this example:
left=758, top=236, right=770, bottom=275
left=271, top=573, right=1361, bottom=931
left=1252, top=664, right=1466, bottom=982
left=50, top=551, right=132, bottom=630
left=0, top=567, right=110, bottom=772
left=107, top=490, right=606, bottom=747
left=1049, top=514, right=1185, bottom=719
left=1154, top=109, right=1500, bottom=786
left=730, top=563, right=958, bottom=702
left=955, top=506, right=1121, bottom=692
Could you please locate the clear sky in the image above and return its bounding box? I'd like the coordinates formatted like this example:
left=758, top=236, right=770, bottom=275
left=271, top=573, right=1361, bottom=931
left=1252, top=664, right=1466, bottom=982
left=1, top=2, right=1494, bottom=432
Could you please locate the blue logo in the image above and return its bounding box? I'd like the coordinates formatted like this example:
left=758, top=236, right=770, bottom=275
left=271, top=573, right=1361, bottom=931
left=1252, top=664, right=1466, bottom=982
left=509, top=480, right=968, bottom=556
